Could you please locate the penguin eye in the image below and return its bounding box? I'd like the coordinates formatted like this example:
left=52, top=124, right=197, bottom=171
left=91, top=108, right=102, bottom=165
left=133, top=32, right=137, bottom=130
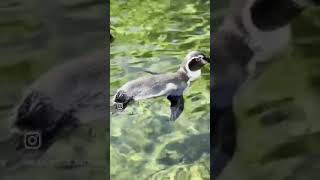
left=194, top=55, right=204, bottom=62
left=192, top=57, right=200, bottom=62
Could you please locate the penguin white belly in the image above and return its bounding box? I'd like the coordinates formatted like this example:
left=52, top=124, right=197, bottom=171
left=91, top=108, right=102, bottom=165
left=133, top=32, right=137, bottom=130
left=134, top=82, right=181, bottom=101
left=116, top=72, right=189, bottom=102
left=242, top=0, right=291, bottom=75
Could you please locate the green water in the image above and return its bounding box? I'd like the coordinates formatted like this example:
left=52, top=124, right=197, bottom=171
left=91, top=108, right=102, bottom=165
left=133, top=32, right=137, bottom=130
left=0, top=0, right=106, bottom=179
left=217, top=8, right=320, bottom=180
left=110, top=0, right=210, bottom=179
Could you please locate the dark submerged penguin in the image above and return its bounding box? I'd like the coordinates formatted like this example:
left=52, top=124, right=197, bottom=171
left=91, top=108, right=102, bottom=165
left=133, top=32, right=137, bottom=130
left=112, top=51, right=210, bottom=121
left=0, top=50, right=107, bottom=170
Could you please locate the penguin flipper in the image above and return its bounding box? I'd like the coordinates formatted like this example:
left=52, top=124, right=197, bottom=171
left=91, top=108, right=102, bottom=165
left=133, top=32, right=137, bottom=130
left=167, top=95, right=184, bottom=121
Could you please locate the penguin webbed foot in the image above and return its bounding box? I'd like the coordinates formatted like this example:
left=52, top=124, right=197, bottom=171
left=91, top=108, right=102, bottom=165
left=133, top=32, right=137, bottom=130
left=167, top=95, right=184, bottom=121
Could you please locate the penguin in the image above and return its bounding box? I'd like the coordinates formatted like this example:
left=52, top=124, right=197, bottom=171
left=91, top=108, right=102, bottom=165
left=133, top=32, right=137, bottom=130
left=112, top=51, right=210, bottom=121
left=212, top=0, right=320, bottom=178
left=0, top=50, right=108, bottom=170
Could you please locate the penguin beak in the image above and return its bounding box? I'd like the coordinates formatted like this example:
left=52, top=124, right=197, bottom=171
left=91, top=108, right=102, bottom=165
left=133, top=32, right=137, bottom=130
left=202, top=56, right=210, bottom=64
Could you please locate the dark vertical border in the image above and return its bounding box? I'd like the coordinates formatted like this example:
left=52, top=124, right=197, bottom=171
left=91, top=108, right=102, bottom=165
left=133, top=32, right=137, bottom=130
left=210, top=0, right=214, bottom=179
left=106, top=0, right=110, bottom=179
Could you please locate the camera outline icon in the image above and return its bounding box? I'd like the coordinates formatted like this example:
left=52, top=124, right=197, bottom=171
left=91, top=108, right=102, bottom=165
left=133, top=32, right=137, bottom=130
left=24, top=131, right=42, bottom=150
left=115, top=103, right=124, bottom=111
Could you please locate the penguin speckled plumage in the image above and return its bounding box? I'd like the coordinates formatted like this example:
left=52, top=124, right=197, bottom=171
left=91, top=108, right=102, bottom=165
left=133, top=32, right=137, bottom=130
left=112, top=51, right=210, bottom=121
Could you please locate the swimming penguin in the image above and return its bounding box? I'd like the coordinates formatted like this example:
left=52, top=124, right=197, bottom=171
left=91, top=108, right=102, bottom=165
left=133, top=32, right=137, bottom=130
left=112, top=51, right=210, bottom=121
left=0, top=50, right=108, bottom=169
left=213, top=0, right=320, bottom=178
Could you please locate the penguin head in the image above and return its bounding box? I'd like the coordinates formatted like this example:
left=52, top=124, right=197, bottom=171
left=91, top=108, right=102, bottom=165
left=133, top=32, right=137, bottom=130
left=185, top=51, right=210, bottom=71
left=180, top=51, right=210, bottom=81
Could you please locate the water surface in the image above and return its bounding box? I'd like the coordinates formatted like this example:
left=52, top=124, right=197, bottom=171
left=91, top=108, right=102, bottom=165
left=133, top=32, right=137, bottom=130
left=110, top=0, right=210, bottom=179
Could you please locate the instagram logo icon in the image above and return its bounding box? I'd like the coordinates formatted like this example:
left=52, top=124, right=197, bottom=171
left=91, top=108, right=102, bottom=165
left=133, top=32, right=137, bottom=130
left=24, top=131, right=42, bottom=150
